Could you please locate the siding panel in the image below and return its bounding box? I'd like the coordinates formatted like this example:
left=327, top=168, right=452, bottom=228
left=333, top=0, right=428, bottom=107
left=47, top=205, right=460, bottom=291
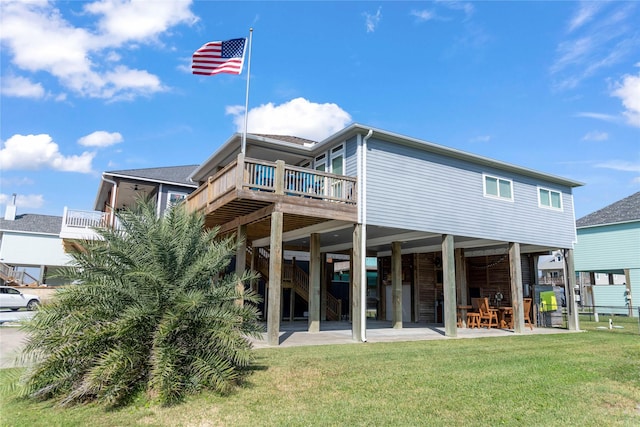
left=365, top=138, right=577, bottom=248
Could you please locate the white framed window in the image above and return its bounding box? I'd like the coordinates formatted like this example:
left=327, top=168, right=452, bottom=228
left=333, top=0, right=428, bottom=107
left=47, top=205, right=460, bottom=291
left=330, top=143, right=344, bottom=175
left=483, top=174, right=513, bottom=201
left=538, top=187, right=562, bottom=210
left=167, top=192, right=187, bottom=208
left=314, top=153, right=326, bottom=172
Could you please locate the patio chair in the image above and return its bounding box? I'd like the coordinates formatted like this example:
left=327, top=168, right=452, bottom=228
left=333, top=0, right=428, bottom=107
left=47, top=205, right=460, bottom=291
left=523, top=298, right=534, bottom=330
left=478, top=297, right=498, bottom=328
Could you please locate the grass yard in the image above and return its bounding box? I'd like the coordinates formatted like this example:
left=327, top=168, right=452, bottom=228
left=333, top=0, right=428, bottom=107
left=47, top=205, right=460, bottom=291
left=1, top=324, right=639, bottom=426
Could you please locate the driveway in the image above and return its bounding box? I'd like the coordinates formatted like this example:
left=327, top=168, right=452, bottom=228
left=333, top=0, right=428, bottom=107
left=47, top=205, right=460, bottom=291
left=0, top=310, right=35, bottom=368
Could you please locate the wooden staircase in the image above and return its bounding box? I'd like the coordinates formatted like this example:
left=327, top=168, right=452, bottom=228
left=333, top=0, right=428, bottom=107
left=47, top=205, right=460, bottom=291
left=0, top=262, right=40, bottom=287
left=249, top=247, right=342, bottom=321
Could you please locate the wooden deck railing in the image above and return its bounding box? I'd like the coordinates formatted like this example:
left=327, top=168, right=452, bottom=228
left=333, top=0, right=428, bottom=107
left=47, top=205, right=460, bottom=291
left=186, top=154, right=357, bottom=212
left=60, top=208, right=120, bottom=240
left=0, top=262, right=40, bottom=286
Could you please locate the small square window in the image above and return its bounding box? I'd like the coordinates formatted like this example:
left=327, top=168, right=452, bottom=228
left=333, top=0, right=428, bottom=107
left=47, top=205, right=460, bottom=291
left=483, top=175, right=513, bottom=201
left=539, top=188, right=562, bottom=210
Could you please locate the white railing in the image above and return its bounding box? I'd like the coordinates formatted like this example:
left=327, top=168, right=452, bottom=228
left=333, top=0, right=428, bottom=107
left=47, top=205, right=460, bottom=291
left=60, top=208, right=119, bottom=240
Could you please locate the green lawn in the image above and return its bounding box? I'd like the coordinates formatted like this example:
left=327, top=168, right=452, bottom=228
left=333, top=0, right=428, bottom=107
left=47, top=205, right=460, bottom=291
left=1, top=324, right=639, bottom=426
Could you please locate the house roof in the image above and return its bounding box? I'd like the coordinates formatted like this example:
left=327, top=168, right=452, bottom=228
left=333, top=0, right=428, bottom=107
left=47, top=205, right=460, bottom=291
left=252, top=134, right=316, bottom=146
left=0, top=214, right=62, bottom=235
left=105, top=165, right=200, bottom=187
left=190, top=124, right=584, bottom=188
left=576, top=191, right=640, bottom=228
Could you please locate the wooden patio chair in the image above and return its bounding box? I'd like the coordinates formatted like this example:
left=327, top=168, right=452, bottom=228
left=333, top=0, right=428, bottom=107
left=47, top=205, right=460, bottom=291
left=523, top=298, right=534, bottom=330
left=478, top=297, right=498, bottom=328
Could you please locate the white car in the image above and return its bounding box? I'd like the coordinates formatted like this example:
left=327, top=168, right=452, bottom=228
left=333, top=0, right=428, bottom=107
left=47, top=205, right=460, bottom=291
left=0, top=286, right=40, bottom=311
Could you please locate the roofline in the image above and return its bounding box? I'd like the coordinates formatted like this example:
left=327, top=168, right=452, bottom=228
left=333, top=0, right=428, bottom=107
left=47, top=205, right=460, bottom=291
left=323, top=124, right=585, bottom=188
left=103, top=171, right=199, bottom=188
left=577, top=219, right=640, bottom=229
left=189, top=124, right=584, bottom=188
left=0, top=229, right=60, bottom=237
left=188, top=133, right=315, bottom=182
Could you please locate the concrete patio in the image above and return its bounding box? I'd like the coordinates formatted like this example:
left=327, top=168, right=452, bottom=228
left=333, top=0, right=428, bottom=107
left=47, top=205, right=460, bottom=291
left=250, top=320, right=575, bottom=348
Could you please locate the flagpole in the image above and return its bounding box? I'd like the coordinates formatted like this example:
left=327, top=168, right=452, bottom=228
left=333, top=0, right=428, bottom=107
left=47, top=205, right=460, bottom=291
left=241, top=28, right=253, bottom=154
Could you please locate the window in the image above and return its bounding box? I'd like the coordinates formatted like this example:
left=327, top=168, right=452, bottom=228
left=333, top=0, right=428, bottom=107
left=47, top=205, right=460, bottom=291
left=483, top=174, right=513, bottom=201
left=167, top=192, right=187, bottom=208
left=539, top=187, right=562, bottom=210
left=314, top=154, right=326, bottom=172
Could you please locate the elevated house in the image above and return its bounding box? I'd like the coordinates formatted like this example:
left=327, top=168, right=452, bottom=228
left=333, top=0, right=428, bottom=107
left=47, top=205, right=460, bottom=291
left=185, top=124, right=584, bottom=345
left=1, top=196, right=72, bottom=288
left=60, top=165, right=199, bottom=250
left=574, top=192, right=640, bottom=317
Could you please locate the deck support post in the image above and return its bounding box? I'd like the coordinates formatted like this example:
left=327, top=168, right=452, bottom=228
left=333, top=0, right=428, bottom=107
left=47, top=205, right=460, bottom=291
left=308, top=233, right=321, bottom=332
left=235, top=224, right=247, bottom=306
left=391, top=241, right=403, bottom=329
left=351, top=223, right=364, bottom=341
left=267, top=211, right=283, bottom=346
left=455, top=248, right=467, bottom=327
left=321, top=253, right=327, bottom=320
left=564, top=249, right=580, bottom=331
left=509, top=242, right=525, bottom=333
left=442, top=234, right=457, bottom=337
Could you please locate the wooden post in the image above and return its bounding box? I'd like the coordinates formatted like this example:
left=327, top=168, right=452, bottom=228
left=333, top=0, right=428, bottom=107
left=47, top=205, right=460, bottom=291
left=235, top=152, right=246, bottom=193
left=442, top=235, right=457, bottom=337
left=235, top=224, right=247, bottom=306
left=564, top=249, right=579, bottom=331
left=250, top=245, right=257, bottom=293
left=455, top=248, right=467, bottom=327
left=274, top=160, right=285, bottom=195
left=624, top=269, right=632, bottom=317
left=391, top=241, right=403, bottom=329
left=321, top=253, right=327, bottom=321
left=267, top=211, right=283, bottom=346
left=352, top=224, right=364, bottom=341
left=308, top=233, right=321, bottom=333
left=509, top=242, right=524, bottom=333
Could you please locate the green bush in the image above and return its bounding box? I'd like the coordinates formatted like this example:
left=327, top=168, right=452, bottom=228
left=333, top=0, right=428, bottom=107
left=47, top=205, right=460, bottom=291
left=19, top=199, right=262, bottom=407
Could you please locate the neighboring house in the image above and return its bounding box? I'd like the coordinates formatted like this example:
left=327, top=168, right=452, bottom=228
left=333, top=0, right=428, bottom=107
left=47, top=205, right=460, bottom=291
left=0, top=197, right=72, bottom=287
left=574, top=192, right=640, bottom=317
left=184, top=124, right=583, bottom=345
left=538, top=250, right=565, bottom=285
left=60, top=165, right=199, bottom=249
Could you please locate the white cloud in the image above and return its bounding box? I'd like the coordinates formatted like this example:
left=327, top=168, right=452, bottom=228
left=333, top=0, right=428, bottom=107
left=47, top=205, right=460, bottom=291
left=568, top=2, right=603, bottom=32
left=227, top=97, right=352, bottom=141
left=581, top=131, right=609, bottom=141
left=611, top=70, right=640, bottom=127
left=0, top=0, right=196, bottom=100
left=574, top=112, right=620, bottom=123
left=0, top=134, right=94, bottom=173
left=551, top=3, right=639, bottom=90
left=0, top=75, right=45, bottom=98
left=0, top=193, right=45, bottom=209
left=436, top=1, right=474, bottom=20
left=78, top=131, right=123, bottom=147
left=595, top=160, right=640, bottom=172
left=85, top=0, right=198, bottom=46
left=363, top=6, right=382, bottom=33
left=469, top=135, right=491, bottom=143
left=411, top=10, right=436, bottom=22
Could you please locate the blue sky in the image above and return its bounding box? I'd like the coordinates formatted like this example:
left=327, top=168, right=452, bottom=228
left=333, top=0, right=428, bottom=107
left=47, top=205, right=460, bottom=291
left=1, top=0, right=639, bottom=220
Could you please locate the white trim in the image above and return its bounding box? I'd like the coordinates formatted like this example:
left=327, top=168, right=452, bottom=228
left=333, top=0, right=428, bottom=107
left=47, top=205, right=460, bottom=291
left=537, top=186, right=563, bottom=211
left=482, top=173, right=514, bottom=202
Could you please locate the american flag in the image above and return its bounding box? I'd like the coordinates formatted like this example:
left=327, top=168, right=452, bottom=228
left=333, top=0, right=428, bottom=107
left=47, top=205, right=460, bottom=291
left=191, top=38, right=247, bottom=76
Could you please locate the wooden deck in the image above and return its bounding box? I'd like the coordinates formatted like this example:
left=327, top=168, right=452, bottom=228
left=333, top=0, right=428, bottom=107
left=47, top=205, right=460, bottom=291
left=186, top=154, right=358, bottom=240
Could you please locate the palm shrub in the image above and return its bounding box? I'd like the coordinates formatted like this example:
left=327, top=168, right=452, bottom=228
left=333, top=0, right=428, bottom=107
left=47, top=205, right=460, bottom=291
left=19, top=199, right=263, bottom=406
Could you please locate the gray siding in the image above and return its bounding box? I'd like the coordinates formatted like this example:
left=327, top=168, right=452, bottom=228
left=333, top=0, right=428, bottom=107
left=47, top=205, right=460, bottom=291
left=365, top=138, right=577, bottom=248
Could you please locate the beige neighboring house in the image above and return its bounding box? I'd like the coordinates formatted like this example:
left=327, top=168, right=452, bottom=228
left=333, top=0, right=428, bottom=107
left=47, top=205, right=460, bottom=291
left=0, top=197, right=72, bottom=299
